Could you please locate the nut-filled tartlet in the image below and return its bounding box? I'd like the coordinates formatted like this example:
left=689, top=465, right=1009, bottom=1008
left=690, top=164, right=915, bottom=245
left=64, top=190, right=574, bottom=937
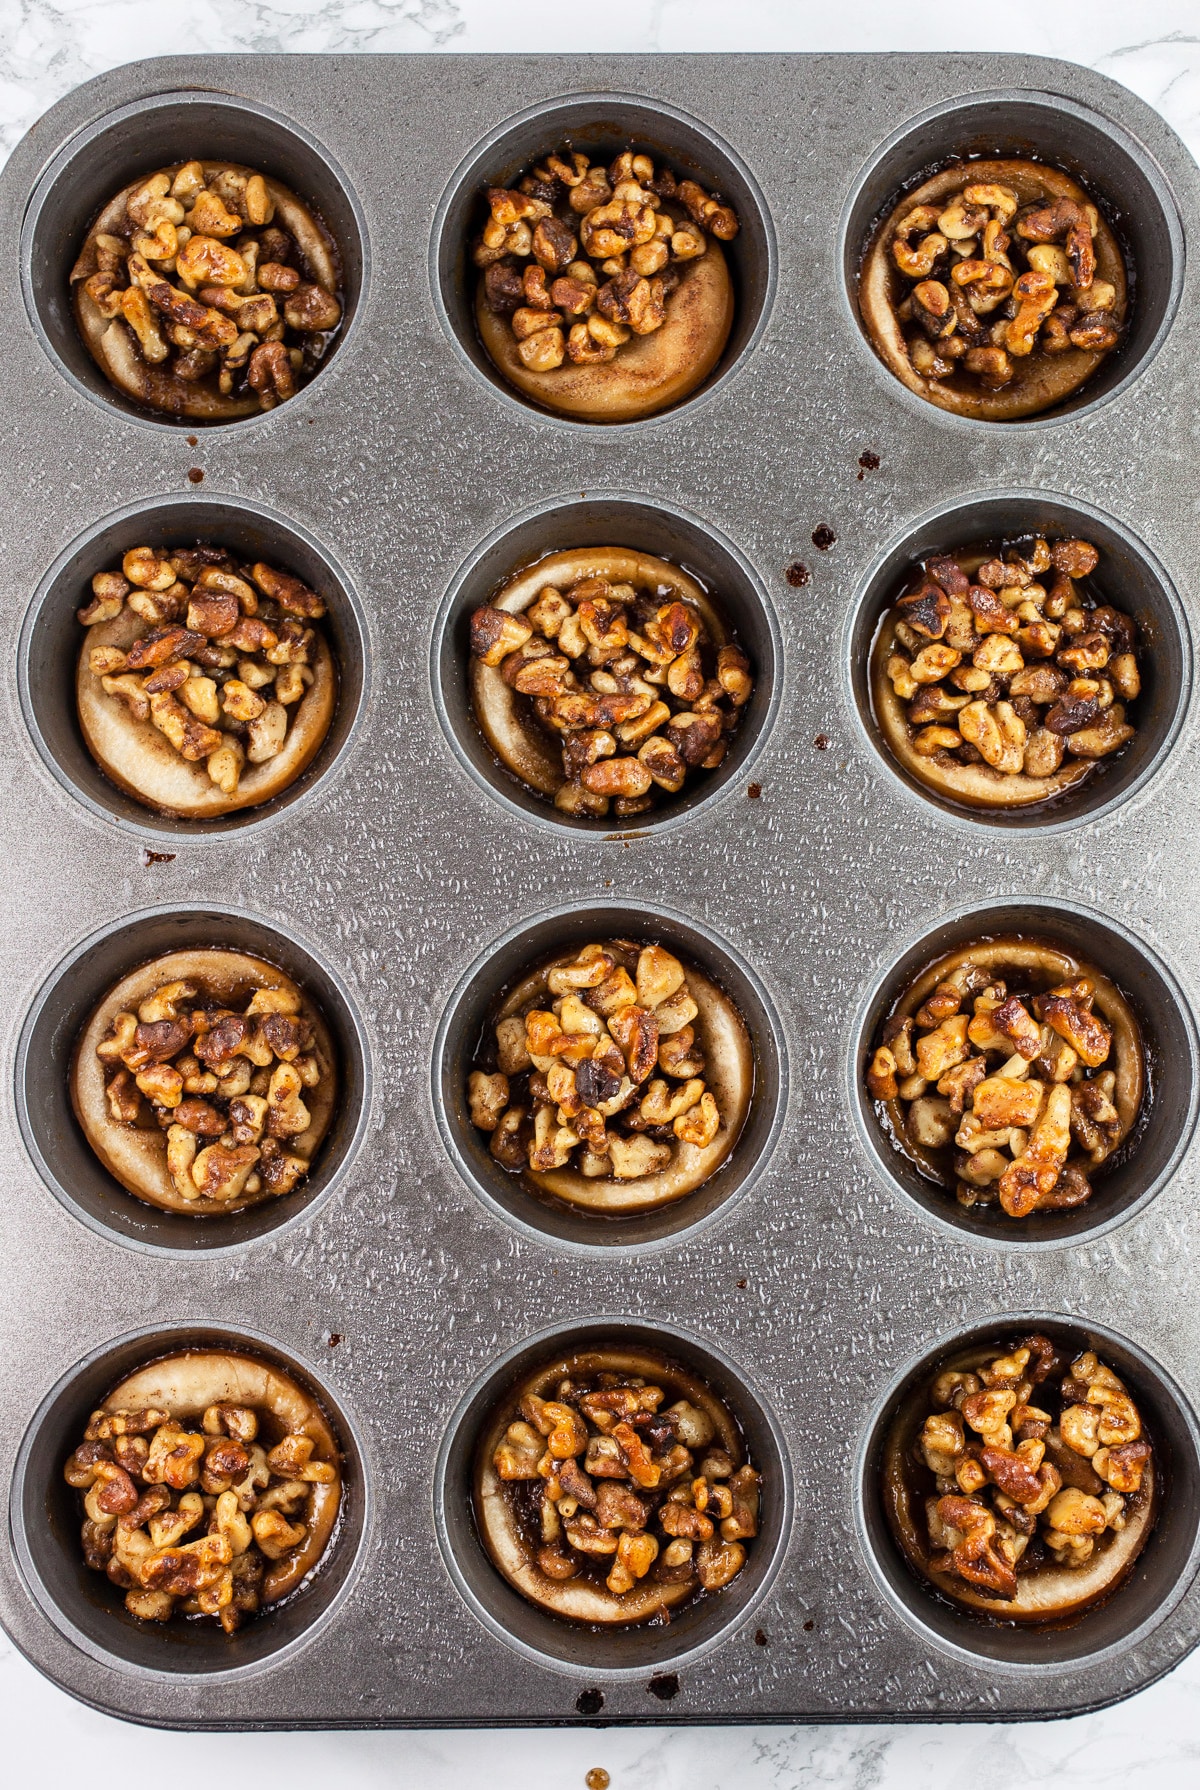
left=470, top=548, right=753, bottom=820
left=474, top=147, right=738, bottom=421
left=77, top=542, right=335, bottom=818
left=860, top=160, right=1127, bottom=420
left=65, top=1350, right=342, bottom=1631
left=72, top=948, right=337, bottom=1215
left=884, top=1333, right=1156, bottom=1622
left=468, top=937, right=752, bottom=1216
left=477, top=1345, right=760, bottom=1624
left=872, top=533, right=1141, bottom=811
left=71, top=160, right=343, bottom=419
left=868, top=937, right=1144, bottom=1219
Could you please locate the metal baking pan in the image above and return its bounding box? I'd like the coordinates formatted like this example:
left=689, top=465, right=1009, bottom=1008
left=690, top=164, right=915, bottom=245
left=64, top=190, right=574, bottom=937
left=2, top=49, right=1200, bottom=1729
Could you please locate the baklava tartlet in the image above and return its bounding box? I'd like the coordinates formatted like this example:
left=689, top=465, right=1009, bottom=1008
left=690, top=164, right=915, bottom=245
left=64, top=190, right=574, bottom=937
left=871, top=533, right=1140, bottom=811
left=867, top=937, right=1144, bottom=1218
left=65, top=1349, right=342, bottom=1630
left=884, top=1333, right=1156, bottom=1622
left=468, top=938, right=752, bottom=1217
left=477, top=1345, right=759, bottom=1624
left=77, top=542, right=335, bottom=818
left=860, top=160, right=1127, bottom=420
left=474, top=148, right=738, bottom=421
left=470, top=548, right=752, bottom=820
left=71, top=160, right=343, bottom=419
left=72, top=948, right=337, bottom=1215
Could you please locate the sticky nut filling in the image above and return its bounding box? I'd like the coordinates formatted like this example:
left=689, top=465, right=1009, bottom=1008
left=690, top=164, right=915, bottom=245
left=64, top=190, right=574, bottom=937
left=72, top=161, right=342, bottom=411
left=868, top=947, right=1140, bottom=1218
left=888, top=179, right=1120, bottom=394
left=493, top=1370, right=759, bottom=1600
left=881, top=536, right=1139, bottom=786
left=913, top=1338, right=1151, bottom=1604
left=470, top=582, right=752, bottom=819
left=66, top=1400, right=336, bottom=1631
left=82, top=544, right=328, bottom=799
left=96, top=978, right=325, bottom=1205
left=477, top=148, right=738, bottom=374
left=470, top=941, right=722, bottom=1182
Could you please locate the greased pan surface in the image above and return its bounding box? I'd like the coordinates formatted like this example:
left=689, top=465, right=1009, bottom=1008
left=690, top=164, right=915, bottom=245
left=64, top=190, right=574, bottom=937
left=1, top=52, right=1200, bottom=1728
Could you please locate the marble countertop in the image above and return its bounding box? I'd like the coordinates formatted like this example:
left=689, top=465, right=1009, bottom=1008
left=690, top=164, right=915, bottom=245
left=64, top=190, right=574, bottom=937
left=3, top=1, right=1200, bottom=1783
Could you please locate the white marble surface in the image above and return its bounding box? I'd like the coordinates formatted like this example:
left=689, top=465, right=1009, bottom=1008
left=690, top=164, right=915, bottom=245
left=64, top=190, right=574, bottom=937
left=4, top=0, right=1200, bottom=1782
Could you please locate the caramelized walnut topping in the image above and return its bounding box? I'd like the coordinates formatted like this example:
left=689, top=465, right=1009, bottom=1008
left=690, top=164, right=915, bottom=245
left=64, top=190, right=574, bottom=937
left=912, top=1338, right=1151, bottom=1602
left=471, top=940, right=722, bottom=1184
left=881, top=535, right=1139, bottom=793
left=68, top=1393, right=336, bottom=1632
left=888, top=175, right=1121, bottom=396
left=81, top=544, right=328, bottom=798
left=868, top=942, right=1142, bottom=1219
left=476, top=147, right=737, bottom=372
left=96, top=976, right=324, bottom=1206
left=492, top=1367, right=757, bottom=1603
left=470, top=571, right=751, bottom=818
left=71, top=162, right=342, bottom=413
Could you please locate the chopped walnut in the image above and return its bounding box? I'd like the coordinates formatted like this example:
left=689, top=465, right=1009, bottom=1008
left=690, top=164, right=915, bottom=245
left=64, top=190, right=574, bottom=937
left=95, top=975, right=325, bottom=1206
left=471, top=940, right=723, bottom=1183
left=471, top=572, right=750, bottom=818
left=81, top=544, right=328, bottom=798
left=887, top=175, right=1121, bottom=396
left=476, top=148, right=737, bottom=372
left=910, top=1336, right=1151, bottom=1603
left=67, top=1394, right=336, bottom=1632
left=491, top=1366, right=757, bottom=1604
left=71, top=163, right=342, bottom=413
left=882, top=535, right=1138, bottom=789
left=869, top=943, right=1140, bottom=1218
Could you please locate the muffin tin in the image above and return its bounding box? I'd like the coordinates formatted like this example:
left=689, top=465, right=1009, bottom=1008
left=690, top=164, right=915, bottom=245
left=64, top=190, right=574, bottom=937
left=2, top=50, right=1200, bottom=1728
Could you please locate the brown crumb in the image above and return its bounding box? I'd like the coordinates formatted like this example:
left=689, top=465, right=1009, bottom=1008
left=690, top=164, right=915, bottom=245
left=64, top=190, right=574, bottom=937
left=736, top=1277, right=748, bottom=1288
left=747, top=782, right=762, bottom=799
left=187, top=468, right=204, bottom=484
left=814, top=734, right=829, bottom=750
left=804, top=1618, right=815, bottom=1631
left=186, top=435, right=199, bottom=447
left=327, top=1333, right=342, bottom=1347
left=754, top=1627, right=768, bottom=1645
left=141, top=848, right=176, bottom=866
left=858, top=451, right=881, bottom=479
left=812, top=525, right=837, bottom=551
left=785, top=561, right=810, bottom=587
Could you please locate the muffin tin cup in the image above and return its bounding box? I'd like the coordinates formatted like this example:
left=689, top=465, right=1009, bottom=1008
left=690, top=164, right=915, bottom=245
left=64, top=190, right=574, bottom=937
left=18, top=491, right=372, bottom=840
left=430, top=91, right=777, bottom=429
left=431, top=490, right=782, bottom=835
left=848, top=897, right=1200, bottom=1249
left=3, top=50, right=1200, bottom=1728
left=844, top=489, right=1192, bottom=833
left=839, top=89, right=1185, bottom=430
left=14, top=903, right=373, bottom=1255
left=432, top=898, right=789, bottom=1251
left=20, top=89, right=370, bottom=431
left=433, top=1316, right=794, bottom=1678
left=9, top=1322, right=372, bottom=1679
left=856, top=1314, right=1200, bottom=1672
